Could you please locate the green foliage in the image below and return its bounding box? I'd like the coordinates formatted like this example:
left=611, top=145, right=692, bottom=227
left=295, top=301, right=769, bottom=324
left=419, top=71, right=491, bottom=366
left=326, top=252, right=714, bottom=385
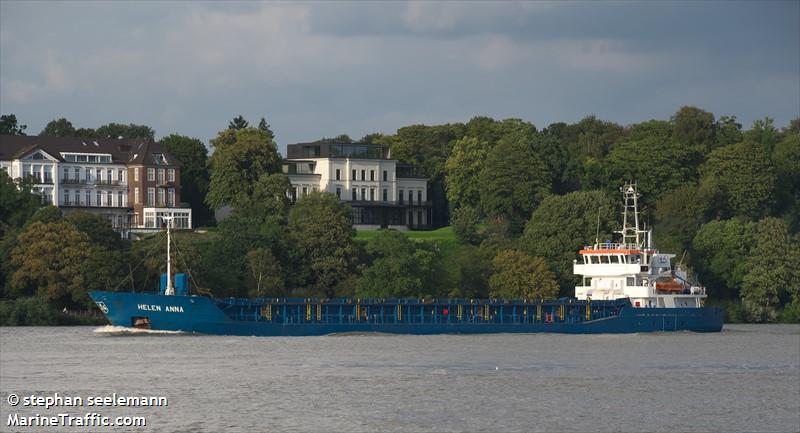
left=288, top=192, right=356, bottom=295
left=0, top=172, right=43, bottom=228
left=0, top=114, right=27, bottom=135
left=672, top=106, right=716, bottom=153
left=445, top=136, right=490, bottom=212
left=28, top=206, right=63, bottom=225
left=356, top=230, right=437, bottom=298
left=95, top=122, right=154, bottom=139
left=521, top=190, right=615, bottom=293
left=603, top=134, right=697, bottom=206
left=64, top=211, right=119, bottom=248
left=0, top=297, right=72, bottom=325
left=257, top=117, right=275, bottom=141
left=479, top=129, right=551, bottom=233
left=228, top=115, right=249, bottom=130
left=691, top=218, right=755, bottom=299
left=450, top=205, right=482, bottom=245
left=743, top=117, right=779, bottom=150
left=9, top=221, right=93, bottom=305
left=488, top=250, right=558, bottom=300
left=772, top=133, right=800, bottom=231
left=207, top=128, right=282, bottom=209
left=160, top=134, right=214, bottom=226
left=653, top=183, right=711, bottom=254
left=246, top=248, right=284, bottom=297
left=40, top=118, right=77, bottom=137
left=716, top=115, right=743, bottom=147
left=739, top=218, right=800, bottom=322
left=452, top=244, right=492, bottom=298
left=700, top=141, right=776, bottom=219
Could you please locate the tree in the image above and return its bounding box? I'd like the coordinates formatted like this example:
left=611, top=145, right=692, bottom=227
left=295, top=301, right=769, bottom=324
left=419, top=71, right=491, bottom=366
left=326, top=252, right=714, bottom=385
left=772, top=133, right=800, bottom=231
left=257, top=117, right=275, bottom=141
left=9, top=221, right=92, bottom=305
left=671, top=106, right=716, bottom=153
left=653, top=183, right=711, bottom=255
left=65, top=211, right=120, bottom=249
left=479, top=129, right=551, bottom=233
left=27, top=206, right=63, bottom=225
left=160, top=134, right=213, bottom=226
left=691, top=218, right=754, bottom=299
left=488, top=250, right=558, bottom=300
left=246, top=248, right=284, bottom=297
left=95, top=122, right=154, bottom=139
left=445, top=136, right=490, bottom=212
left=241, top=173, right=291, bottom=218
left=743, top=117, right=779, bottom=150
left=740, top=218, right=800, bottom=322
left=700, top=141, right=776, bottom=219
left=716, top=115, right=743, bottom=147
left=40, top=118, right=77, bottom=137
left=450, top=205, right=482, bottom=245
left=520, top=190, right=616, bottom=293
left=206, top=128, right=282, bottom=209
left=287, top=192, right=356, bottom=295
left=356, top=230, right=437, bottom=298
left=228, top=115, right=249, bottom=130
left=603, top=133, right=697, bottom=207
left=0, top=114, right=27, bottom=135
left=0, top=172, right=43, bottom=228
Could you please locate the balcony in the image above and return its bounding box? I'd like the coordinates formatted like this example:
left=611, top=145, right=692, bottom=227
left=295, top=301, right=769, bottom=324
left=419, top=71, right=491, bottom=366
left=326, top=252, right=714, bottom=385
left=61, top=201, right=131, bottom=209
left=24, top=175, right=53, bottom=185
left=95, top=179, right=125, bottom=186
left=61, top=178, right=89, bottom=185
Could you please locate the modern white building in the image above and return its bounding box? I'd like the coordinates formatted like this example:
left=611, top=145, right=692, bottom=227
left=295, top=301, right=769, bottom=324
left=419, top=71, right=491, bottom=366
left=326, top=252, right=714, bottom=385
left=0, top=135, right=191, bottom=233
left=283, top=141, right=431, bottom=229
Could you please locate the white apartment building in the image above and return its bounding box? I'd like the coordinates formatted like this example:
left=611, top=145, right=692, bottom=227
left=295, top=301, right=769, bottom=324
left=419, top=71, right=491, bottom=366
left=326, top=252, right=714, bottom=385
left=0, top=135, right=191, bottom=232
left=283, top=141, right=430, bottom=229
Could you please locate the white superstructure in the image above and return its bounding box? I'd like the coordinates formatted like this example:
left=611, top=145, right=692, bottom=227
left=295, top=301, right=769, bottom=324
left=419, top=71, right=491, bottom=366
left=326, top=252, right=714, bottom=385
left=573, top=183, right=706, bottom=308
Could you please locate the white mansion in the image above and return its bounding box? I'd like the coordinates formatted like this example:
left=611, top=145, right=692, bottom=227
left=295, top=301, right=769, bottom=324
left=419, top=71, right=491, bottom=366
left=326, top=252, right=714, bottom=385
left=283, top=140, right=430, bottom=229
left=0, top=135, right=192, bottom=232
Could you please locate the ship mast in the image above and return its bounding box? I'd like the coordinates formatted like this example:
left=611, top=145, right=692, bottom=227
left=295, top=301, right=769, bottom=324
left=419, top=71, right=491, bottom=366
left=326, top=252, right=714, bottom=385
left=618, top=183, right=643, bottom=248
left=163, top=216, right=174, bottom=296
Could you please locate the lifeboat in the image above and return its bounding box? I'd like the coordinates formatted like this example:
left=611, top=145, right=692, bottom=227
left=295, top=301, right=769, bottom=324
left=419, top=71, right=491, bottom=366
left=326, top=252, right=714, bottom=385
left=655, top=279, right=685, bottom=293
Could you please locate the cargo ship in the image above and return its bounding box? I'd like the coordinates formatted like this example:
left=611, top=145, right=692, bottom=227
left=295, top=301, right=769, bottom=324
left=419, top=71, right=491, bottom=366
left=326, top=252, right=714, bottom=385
left=90, top=184, right=723, bottom=335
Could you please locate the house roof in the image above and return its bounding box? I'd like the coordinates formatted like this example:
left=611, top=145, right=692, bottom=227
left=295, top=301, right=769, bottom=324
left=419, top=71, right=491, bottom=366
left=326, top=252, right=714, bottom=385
left=0, top=135, right=182, bottom=166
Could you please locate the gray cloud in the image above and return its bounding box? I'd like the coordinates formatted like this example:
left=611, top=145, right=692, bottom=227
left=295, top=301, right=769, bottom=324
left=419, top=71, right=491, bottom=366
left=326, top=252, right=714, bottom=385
left=1, top=1, right=797, bottom=152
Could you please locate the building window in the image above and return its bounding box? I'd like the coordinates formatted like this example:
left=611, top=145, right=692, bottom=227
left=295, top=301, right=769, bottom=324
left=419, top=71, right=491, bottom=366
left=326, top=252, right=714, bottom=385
left=370, top=188, right=375, bottom=201
left=352, top=169, right=356, bottom=180
left=361, top=170, right=365, bottom=181
left=409, top=191, right=414, bottom=204
left=417, top=211, right=422, bottom=225
left=351, top=188, right=357, bottom=201
left=97, top=191, right=102, bottom=206
left=383, top=189, right=388, bottom=202
left=158, top=188, right=165, bottom=206
left=383, top=170, right=387, bottom=182
left=118, top=169, right=124, bottom=183
left=157, top=169, right=165, bottom=184
left=147, top=168, right=155, bottom=181
left=63, top=189, right=69, bottom=205
left=370, top=170, right=375, bottom=181
left=86, top=190, right=91, bottom=206
left=167, top=188, right=174, bottom=206
left=335, top=169, right=341, bottom=181
left=418, top=190, right=422, bottom=203
left=96, top=168, right=101, bottom=181
left=118, top=191, right=124, bottom=207
left=107, top=169, right=112, bottom=183
left=74, top=190, right=80, bottom=205
left=147, top=187, right=155, bottom=206
left=399, top=190, right=404, bottom=203
left=336, top=187, right=341, bottom=199
left=167, top=168, right=175, bottom=182
left=63, top=167, right=69, bottom=181
left=135, top=187, right=140, bottom=204
left=107, top=191, right=113, bottom=206
left=74, top=167, right=80, bottom=181
left=360, top=188, right=366, bottom=201
left=134, top=168, right=139, bottom=182
left=302, top=186, right=308, bottom=196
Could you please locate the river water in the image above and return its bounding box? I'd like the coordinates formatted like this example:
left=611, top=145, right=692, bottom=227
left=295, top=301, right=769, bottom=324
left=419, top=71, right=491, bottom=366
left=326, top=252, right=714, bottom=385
left=1, top=325, right=798, bottom=433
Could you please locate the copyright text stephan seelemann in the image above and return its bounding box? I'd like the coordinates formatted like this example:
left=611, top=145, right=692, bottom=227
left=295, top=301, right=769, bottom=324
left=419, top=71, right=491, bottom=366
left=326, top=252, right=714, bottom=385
left=5, top=392, right=168, bottom=428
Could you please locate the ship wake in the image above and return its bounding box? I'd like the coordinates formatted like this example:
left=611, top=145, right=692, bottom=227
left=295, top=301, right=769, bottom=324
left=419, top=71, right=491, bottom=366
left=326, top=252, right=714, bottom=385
left=93, top=325, right=188, bottom=336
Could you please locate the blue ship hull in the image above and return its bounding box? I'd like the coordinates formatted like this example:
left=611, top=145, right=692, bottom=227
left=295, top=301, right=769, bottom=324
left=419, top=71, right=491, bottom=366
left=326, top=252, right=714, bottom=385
left=89, top=291, right=723, bottom=335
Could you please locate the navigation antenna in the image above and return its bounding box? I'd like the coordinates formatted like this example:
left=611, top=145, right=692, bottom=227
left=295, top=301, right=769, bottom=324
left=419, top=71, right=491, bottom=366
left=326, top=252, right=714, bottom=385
left=617, top=182, right=642, bottom=247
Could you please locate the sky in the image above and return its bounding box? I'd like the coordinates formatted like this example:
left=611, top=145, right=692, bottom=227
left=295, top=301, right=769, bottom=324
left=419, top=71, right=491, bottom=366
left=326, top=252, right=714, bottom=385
left=1, top=1, right=798, bottom=153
